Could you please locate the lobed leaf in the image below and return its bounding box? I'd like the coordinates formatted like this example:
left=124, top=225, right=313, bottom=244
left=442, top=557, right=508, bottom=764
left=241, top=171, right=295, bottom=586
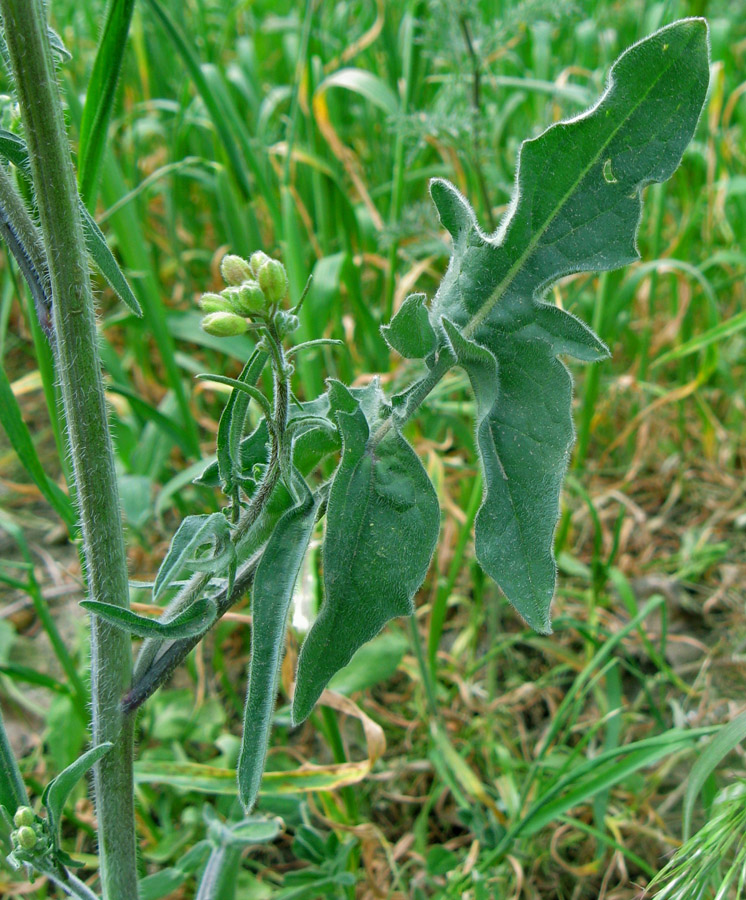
left=292, top=383, right=440, bottom=723
left=238, top=481, right=319, bottom=812
left=428, top=19, right=709, bottom=632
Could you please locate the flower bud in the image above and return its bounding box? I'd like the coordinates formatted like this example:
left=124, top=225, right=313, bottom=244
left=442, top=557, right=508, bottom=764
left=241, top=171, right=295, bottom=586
left=201, top=311, right=249, bottom=337
left=231, top=280, right=267, bottom=316
left=13, top=807, right=35, bottom=828
left=257, top=259, right=288, bottom=305
left=220, top=254, right=253, bottom=286
left=16, top=826, right=37, bottom=850
left=276, top=311, right=300, bottom=336
left=198, top=292, right=234, bottom=313
left=249, top=250, right=271, bottom=276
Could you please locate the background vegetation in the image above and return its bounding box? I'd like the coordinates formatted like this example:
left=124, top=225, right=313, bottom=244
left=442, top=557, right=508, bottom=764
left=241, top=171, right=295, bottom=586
left=0, top=0, right=744, bottom=897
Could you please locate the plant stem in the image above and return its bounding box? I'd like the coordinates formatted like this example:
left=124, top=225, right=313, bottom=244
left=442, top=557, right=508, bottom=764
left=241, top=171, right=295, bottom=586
left=0, top=2, right=137, bottom=897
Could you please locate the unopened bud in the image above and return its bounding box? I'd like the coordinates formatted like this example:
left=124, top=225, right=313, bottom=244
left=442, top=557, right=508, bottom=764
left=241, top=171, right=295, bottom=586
left=198, top=292, right=234, bottom=313
left=16, top=826, right=37, bottom=850
left=231, top=280, right=267, bottom=316
left=276, top=311, right=300, bottom=335
left=220, top=254, right=253, bottom=286
left=249, top=251, right=271, bottom=276
left=201, top=312, right=249, bottom=337
left=257, top=259, right=288, bottom=305
left=13, top=807, right=34, bottom=828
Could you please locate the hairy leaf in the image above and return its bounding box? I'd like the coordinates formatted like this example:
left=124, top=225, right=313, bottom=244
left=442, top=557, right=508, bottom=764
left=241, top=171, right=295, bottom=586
left=81, top=597, right=217, bottom=639
left=0, top=128, right=143, bottom=318
left=215, top=350, right=268, bottom=496
left=42, top=742, right=112, bottom=842
left=429, top=19, right=709, bottom=632
left=293, top=383, right=439, bottom=723
left=381, top=292, right=437, bottom=359
left=238, top=482, right=319, bottom=812
left=153, top=513, right=234, bottom=600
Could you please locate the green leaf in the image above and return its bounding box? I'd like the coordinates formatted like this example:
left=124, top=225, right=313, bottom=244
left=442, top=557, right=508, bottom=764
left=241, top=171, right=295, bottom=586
left=327, top=631, right=408, bottom=696
left=682, top=711, right=746, bottom=840
left=215, top=350, right=268, bottom=495
left=77, top=0, right=137, bottom=206
left=81, top=597, right=217, bottom=639
left=42, top=742, right=113, bottom=842
left=429, top=19, right=709, bottom=632
left=0, top=126, right=142, bottom=318
left=153, top=513, right=234, bottom=600
left=292, top=384, right=439, bottom=724
left=80, top=204, right=143, bottom=317
left=381, top=293, right=437, bottom=359
left=238, top=482, right=319, bottom=813
left=0, top=364, right=77, bottom=531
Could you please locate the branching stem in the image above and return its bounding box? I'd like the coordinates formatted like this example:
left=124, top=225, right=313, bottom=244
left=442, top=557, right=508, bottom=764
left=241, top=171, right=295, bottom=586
left=0, top=2, right=137, bottom=896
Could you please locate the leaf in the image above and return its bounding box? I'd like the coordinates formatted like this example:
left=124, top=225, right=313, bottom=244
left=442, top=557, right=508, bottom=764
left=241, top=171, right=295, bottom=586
left=0, top=365, right=77, bottom=531
left=81, top=597, right=217, bottom=639
left=215, top=350, right=269, bottom=495
left=42, top=742, right=112, bottom=842
left=327, top=631, right=408, bottom=696
left=381, top=293, right=437, bottom=359
left=78, top=0, right=137, bottom=205
left=238, top=482, right=319, bottom=813
left=292, top=383, right=439, bottom=723
left=428, top=19, right=709, bottom=632
left=80, top=204, right=143, bottom=317
left=682, top=711, right=746, bottom=840
left=0, top=127, right=142, bottom=318
left=153, top=513, right=234, bottom=600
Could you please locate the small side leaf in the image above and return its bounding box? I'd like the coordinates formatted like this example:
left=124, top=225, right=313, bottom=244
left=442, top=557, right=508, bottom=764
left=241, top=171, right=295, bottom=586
left=293, top=399, right=440, bottom=724
left=81, top=597, right=217, bottom=639
left=154, top=513, right=234, bottom=600
left=42, top=743, right=113, bottom=842
left=381, top=293, right=437, bottom=359
left=216, top=350, right=269, bottom=495
left=80, top=205, right=143, bottom=317
left=238, top=481, right=319, bottom=812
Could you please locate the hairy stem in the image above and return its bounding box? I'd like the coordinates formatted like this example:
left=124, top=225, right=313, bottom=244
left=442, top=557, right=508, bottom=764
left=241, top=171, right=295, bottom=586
left=132, top=321, right=290, bottom=702
left=0, top=165, right=53, bottom=339
left=0, top=2, right=137, bottom=897
left=124, top=552, right=262, bottom=712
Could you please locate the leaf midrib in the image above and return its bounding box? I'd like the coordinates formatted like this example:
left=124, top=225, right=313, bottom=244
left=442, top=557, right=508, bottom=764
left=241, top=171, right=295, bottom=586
left=463, top=31, right=691, bottom=338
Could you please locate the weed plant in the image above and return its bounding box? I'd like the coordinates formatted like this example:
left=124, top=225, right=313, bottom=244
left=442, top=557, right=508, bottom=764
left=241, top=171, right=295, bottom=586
left=0, top=1, right=744, bottom=898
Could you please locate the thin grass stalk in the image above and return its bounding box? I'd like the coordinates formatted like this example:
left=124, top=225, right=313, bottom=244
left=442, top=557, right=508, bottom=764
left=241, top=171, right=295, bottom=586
left=0, top=2, right=137, bottom=897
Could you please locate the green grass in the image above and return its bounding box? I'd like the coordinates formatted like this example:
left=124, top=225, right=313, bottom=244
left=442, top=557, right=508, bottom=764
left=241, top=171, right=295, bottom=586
left=1, top=0, right=745, bottom=897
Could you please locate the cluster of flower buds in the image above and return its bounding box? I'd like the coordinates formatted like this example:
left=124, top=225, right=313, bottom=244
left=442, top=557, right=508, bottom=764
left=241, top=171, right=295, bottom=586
left=7, top=806, right=52, bottom=867
left=199, top=251, right=289, bottom=337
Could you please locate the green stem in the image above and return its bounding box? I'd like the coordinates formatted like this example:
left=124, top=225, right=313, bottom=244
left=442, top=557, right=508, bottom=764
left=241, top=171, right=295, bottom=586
left=0, top=3, right=137, bottom=897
